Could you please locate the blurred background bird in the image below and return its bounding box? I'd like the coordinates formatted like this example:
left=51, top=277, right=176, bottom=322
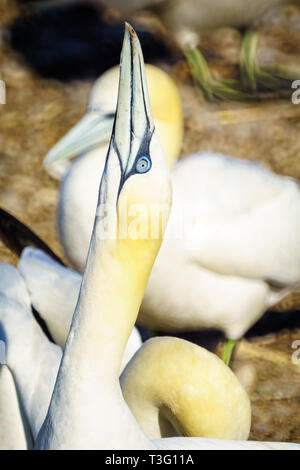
left=98, top=0, right=290, bottom=45
left=39, top=62, right=300, bottom=367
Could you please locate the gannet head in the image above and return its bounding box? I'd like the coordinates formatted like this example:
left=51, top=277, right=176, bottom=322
left=95, top=23, right=172, bottom=265
left=44, top=54, right=182, bottom=172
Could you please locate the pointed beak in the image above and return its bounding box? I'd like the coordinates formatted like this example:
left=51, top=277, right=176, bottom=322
left=110, top=22, right=154, bottom=183
left=43, top=110, right=114, bottom=168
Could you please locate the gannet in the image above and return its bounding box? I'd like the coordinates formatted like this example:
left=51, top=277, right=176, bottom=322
left=34, top=24, right=298, bottom=450
left=40, top=59, right=300, bottom=365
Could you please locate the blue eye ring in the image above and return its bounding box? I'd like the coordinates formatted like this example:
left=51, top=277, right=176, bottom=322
left=135, top=156, right=151, bottom=174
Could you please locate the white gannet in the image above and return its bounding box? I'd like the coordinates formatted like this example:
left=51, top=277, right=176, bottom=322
left=39, top=50, right=300, bottom=364
left=0, top=265, right=35, bottom=450
left=32, top=24, right=297, bottom=450
left=0, top=264, right=61, bottom=444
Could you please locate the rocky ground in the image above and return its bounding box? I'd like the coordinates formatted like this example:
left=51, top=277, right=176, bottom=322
left=0, top=0, right=300, bottom=444
left=228, top=331, right=300, bottom=442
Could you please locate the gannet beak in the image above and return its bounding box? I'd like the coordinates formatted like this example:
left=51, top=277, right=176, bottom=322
left=43, top=110, right=114, bottom=167
left=97, top=24, right=170, bottom=240
left=109, top=22, right=155, bottom=187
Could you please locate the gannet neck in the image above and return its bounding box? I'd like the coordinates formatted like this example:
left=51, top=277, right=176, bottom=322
left=66, top=230, right=162, bottom=382
left=34, top=230, right=156, bottom=449
left=121, top=337, right=251, bottom=440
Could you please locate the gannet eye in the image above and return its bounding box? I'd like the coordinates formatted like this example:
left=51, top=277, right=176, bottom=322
left=135, top=156, right=151, bottom=174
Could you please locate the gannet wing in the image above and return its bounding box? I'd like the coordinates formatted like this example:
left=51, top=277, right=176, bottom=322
left=0, top=263, right=34, bottom=449
left=0, top=365, right=32, bottom=449
left=171, top=152, right=300, bottom=285
left=0, top=264, right=62, bottom=440
left=18, top=247, right=81, bottom=347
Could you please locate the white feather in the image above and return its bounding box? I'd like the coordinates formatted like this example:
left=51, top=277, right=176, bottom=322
left=0, top=264, right=54, bottom=448
left=0, top=365, right=32, bottom=449
left=56, top=151, right=300, bottom=339
left=153, top=436, right=300, bottom=450
left=0, top=265, right=62, bottom=440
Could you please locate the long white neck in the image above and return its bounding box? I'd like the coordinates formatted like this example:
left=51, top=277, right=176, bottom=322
left=35, top=211, right=158, bottom=449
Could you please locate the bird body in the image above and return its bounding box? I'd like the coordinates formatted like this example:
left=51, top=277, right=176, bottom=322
left=48, top=141, right=300, bottom=285
left=16, top=245, right=269, bottom=342
left=170, top=153, right=300, bottom=285
left=0, top=264, right=47, bottom=449
left=0, top=364, right=31, bottom=450
left=0, top=265, right=62, bottom=442
left=44, top=142, right=300, bottom=339
left=140, top=152, right=300, bottom=338
left=156, top=0, right=287, bottom=40
left=57, top=148, right=105, bottom=271
left=121, top=336, right=250, bottom=440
